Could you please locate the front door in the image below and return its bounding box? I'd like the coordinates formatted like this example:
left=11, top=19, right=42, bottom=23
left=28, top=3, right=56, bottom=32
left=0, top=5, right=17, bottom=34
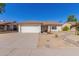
left=41, top=25, right=48, bottom=33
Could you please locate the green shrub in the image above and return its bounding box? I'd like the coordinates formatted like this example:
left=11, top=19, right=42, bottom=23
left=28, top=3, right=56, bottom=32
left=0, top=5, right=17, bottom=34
left=63, top=26, right=70, bottom=31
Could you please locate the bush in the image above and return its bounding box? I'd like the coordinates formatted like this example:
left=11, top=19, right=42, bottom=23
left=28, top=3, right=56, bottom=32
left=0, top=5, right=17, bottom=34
left=63, top=26, right=70, bottom=31
left=55, top=34, right=58, bottom=38
left=77, top=32, right=79, bottom=35
left=76, top=27, right=79, bottom=35
left=76, top=27, right=79, bottom=31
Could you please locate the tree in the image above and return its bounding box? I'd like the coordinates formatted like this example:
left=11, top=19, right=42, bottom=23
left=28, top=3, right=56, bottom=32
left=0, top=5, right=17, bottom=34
left=67, top=15, right=77, bottom=22
left=62, top=26, right=70, bottom=31
left=0, top=3, right=5, bottom=13
left=74, top=18, right=77, bottom=22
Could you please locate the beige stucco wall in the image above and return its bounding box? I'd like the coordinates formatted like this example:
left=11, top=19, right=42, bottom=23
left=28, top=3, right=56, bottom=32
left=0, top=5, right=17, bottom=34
left=48, top=26, right=62, bottom=32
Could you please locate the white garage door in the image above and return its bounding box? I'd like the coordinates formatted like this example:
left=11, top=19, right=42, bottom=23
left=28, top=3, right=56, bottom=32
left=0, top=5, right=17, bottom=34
left=20, top=26, right=41, bottom=33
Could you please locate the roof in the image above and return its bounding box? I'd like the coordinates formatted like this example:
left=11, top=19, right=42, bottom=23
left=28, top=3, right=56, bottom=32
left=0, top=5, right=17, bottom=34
left=0, top=22, right=17, bottom=25
left=18, top=21, right=62, bottom=26
left=67, top=22, right=77, bottom=26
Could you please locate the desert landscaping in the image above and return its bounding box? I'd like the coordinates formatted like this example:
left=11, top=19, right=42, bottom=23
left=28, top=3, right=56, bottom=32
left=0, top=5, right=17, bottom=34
left=0, top=32, right=79, bottom=56
left=38, top=32, right=79, bottom=48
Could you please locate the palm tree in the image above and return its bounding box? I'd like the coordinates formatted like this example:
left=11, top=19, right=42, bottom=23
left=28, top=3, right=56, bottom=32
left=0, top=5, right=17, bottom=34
left=67, top=15, right=77, bottom=22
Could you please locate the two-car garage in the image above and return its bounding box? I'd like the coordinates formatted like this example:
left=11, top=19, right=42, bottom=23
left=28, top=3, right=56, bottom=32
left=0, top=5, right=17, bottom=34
left=18, top=22, right=41, bottom=33
left=19, top=25, right=41, bottom=33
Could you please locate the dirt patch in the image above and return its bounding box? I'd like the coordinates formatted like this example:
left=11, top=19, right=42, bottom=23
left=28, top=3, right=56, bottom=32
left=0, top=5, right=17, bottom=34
left=38, top=32, right=77, bottom=48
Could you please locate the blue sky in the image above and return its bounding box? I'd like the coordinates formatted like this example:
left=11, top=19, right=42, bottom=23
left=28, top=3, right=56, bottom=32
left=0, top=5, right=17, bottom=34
left=0, top=3, right=79, bottom=23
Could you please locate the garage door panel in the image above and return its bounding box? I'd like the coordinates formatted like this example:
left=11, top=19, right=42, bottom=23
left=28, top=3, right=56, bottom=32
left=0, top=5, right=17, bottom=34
left=21, top=26, right=41, bottom=33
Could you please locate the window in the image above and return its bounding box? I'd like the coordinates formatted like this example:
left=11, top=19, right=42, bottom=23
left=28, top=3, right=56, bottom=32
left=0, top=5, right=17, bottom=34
left=52, top=26, right=57, bottom=29
left=0, top=25, right=4, bottom=29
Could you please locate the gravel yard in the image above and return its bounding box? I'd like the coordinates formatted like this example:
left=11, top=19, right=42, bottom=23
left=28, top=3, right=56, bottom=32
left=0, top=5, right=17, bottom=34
left=38, top=32, right=77, bottom=48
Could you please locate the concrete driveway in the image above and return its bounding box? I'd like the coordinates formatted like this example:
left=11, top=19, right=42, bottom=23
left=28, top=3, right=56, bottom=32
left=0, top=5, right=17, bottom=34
left=0, top=33, right=39, bottom=48
left=0, top=33, right=40, bottom=56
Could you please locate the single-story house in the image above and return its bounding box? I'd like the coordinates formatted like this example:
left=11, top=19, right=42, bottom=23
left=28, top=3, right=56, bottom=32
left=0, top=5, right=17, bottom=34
left=0, top=21, right=18, bottom=32
left=18, top=22, right=62, bottom=33
left=62, top=22, right=77, bottom=32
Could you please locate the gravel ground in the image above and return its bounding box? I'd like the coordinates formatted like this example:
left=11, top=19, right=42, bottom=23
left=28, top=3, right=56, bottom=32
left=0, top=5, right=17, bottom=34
left=38, top=32, right=77, bottom=48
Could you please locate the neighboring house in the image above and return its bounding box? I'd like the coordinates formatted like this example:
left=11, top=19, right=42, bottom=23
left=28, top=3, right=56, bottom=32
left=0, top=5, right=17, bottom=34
left=62, top=22, right=77, bottom=32
left=18, top=22, right=62, bottom=33
left=0, top=21, right=18, bottom=32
